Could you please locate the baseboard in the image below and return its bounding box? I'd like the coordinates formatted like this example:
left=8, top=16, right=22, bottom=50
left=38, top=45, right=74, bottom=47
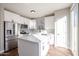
left=0, top=50, right=4, bottom=53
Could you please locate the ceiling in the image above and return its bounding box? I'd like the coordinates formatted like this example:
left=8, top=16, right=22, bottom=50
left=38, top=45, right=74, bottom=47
left=1, top=3, right=72, bottom=18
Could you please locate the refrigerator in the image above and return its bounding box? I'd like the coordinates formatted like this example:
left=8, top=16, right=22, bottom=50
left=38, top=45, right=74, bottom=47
left=4, top=21, right=18, bottom=51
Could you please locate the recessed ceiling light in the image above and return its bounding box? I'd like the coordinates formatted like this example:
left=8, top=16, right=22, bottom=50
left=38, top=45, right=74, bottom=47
left=30, top=10, right=36, bottom=13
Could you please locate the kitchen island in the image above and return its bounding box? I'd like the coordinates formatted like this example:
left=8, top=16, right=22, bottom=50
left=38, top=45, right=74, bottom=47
left=18, top=33, right=54, bottom=56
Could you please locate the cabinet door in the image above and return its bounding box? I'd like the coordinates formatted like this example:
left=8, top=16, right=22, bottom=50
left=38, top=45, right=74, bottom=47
left=24, top=18, right=30, bottom=25
left=7, top=39, right=17, bottom=50
left=4, top=10, right=20, bottom=23
left=33, top=20, right=36, bottom=29
left=45, top=16, right=54, bottom=29
left=29, top=20, right=36, bottom=29
left=11, top=13, right=20, bottom=23
left=19, top=16, right=25, bottom=24
left=36, top=18, right=45, bottom=30
left=4, top=10, right=13, bottom=22
left=45, top=16, right=54, bottom=33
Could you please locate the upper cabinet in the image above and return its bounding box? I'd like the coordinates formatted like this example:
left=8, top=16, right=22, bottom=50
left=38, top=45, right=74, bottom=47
left=36, top=17, right=45, bottom=30
left=4, top=10, right=20, bottom=23
left=35, top=16, right=54, bottom=32
left=19, top=16, right=25, bottom=24
left=45, top=16, right=54, bottom=30
left=29, top=20, right=36, bottom=29
left=4, top=10, right=13, bottom=22
left=20, top=16, right=30, bottom=26
left=24, top=17, right=30, bottom=25
left=4, top=10, right=30, bottom=25
left=44, top=16, right=54, bottom=33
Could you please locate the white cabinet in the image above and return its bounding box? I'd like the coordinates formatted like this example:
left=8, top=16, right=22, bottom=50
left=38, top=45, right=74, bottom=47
left=4, top=10, right=31, bottom=25
left=24, top=17, right=30, bottom=26
left=20, top=16, right=30, bottom=28
left=33, top=20, right=36, bottom=29
left=18, top=33, right=49, bottom=56
left=29, top=20, right=36, bottom=29
left=4, top=10, right=13, bottom=22
left=40, top=38, right=49, bottom=56
left=36, top=18, right=45, bottom=30
left=11, top=13, right=20, bottom=23
left=4, top=10, right=20, bottom=23
left=45, top=16, right=54, bottom=29
left=35, top=17, right=54, bottom=32
left=45, top=16, right=54, bottom=33
left=4, top=10, right=31, bottom=37
left=19, top=16, right=25, bottom=24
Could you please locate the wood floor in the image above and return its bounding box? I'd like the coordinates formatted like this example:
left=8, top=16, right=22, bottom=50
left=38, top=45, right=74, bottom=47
left=0, top=46, right=73, bottom=56
left=0, top=48, right=18, bottom=56
left=47, top=45, right=73, bottom=56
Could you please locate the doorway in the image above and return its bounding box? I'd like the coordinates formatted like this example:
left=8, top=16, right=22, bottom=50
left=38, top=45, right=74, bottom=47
left=55, top=16, right=67, bottom=48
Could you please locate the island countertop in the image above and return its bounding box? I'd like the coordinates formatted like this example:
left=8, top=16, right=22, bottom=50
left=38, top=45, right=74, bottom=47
left=18, top=33, right=54, bottom=43
left=18, top=34, right=41, bottom=43
left=18, top=33, right=49, bottom=42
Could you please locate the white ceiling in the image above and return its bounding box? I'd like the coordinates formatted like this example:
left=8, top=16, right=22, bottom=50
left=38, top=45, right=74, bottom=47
left=1, top=3, right=72, bottom=18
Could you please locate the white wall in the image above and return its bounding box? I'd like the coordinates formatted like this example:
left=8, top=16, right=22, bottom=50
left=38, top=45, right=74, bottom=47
left=0, top=6, right=4, bottom=52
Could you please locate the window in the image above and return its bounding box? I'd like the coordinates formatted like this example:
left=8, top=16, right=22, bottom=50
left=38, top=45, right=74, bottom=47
left=70, top=4, right=78, bottom=55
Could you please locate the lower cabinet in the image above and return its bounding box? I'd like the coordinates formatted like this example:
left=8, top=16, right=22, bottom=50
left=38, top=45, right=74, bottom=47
left=18, top=38, right=49, bottom=56
left=8, top=39, right=17, bottom=49
left=5, top=39, right=18, bottom=51
left=40, top=40, right=49, bottom=56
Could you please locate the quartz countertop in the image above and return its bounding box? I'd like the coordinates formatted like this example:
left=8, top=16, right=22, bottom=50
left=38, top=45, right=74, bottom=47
left=18, top=34, right=41, bottom=43
left=18, top=33, right=54, bottom=43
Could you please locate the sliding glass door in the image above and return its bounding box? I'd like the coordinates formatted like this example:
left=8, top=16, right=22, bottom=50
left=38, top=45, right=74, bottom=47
left=70, top=4, right=78, bottom=55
